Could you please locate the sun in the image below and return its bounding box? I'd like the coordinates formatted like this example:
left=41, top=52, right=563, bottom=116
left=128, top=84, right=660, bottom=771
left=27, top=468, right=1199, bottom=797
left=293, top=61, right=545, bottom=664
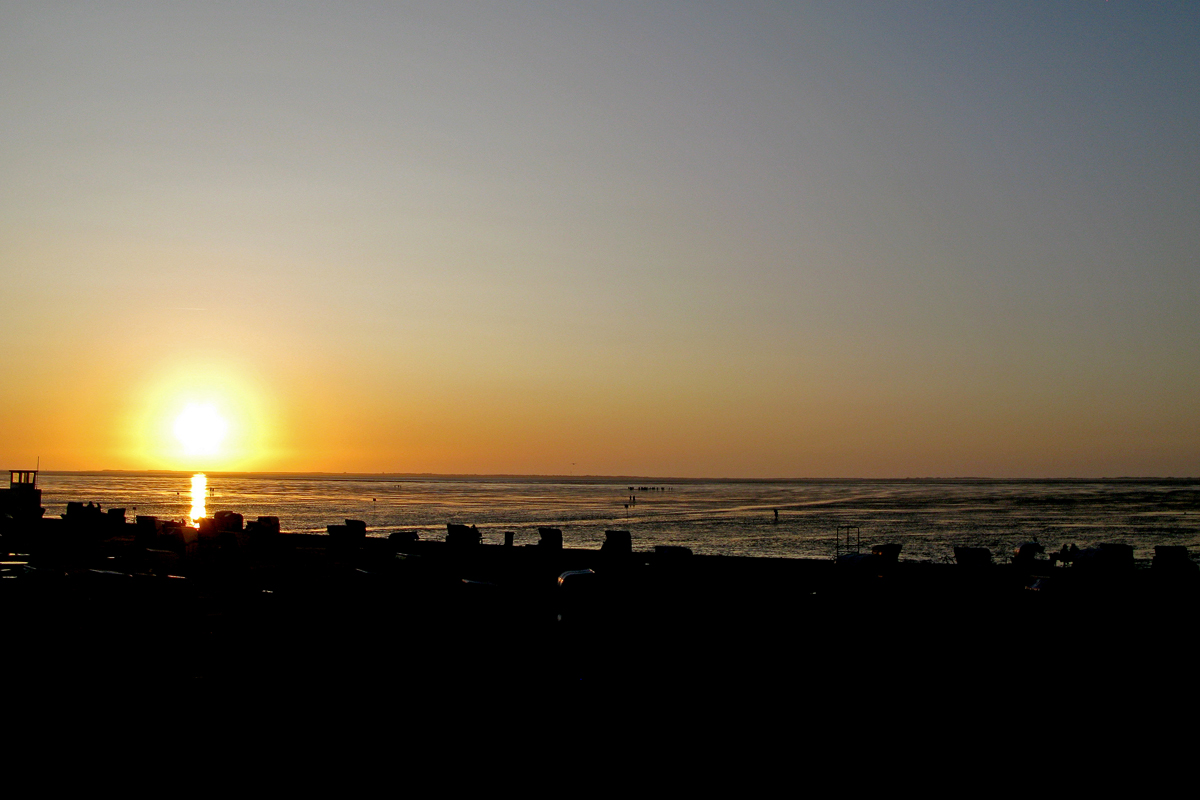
left=173, top=403, right=229, bottom=456
left=131, top=362, right=272, bottom=470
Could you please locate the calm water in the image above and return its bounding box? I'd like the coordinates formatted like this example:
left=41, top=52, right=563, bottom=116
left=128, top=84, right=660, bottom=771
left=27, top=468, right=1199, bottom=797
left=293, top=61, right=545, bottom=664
left=36, top=472, right=1200, bottom=564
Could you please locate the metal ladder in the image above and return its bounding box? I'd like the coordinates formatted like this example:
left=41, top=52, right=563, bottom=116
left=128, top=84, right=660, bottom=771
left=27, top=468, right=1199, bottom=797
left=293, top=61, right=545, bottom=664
left=835, top=524, right=860, bottom=561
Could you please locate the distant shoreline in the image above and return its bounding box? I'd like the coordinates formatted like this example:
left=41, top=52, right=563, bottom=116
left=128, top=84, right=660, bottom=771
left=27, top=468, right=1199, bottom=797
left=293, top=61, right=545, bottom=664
left=36, top=470, right=1199, bottom=484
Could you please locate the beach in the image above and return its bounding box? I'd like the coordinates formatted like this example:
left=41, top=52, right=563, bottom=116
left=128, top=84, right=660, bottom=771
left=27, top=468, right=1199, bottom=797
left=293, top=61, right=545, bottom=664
left=33, top=472, right=1200, bottom=563
left=3, top=471, right=1196, bottom=699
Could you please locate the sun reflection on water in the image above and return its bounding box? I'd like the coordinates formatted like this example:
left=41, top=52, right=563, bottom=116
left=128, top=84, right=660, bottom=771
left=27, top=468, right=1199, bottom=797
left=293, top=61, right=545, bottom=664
left=190, top=473, right=206, bottom=527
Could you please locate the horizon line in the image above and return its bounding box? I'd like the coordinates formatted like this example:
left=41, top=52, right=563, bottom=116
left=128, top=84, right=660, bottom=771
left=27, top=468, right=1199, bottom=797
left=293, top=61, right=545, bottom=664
left=32, top=468, right=1199, bottom=483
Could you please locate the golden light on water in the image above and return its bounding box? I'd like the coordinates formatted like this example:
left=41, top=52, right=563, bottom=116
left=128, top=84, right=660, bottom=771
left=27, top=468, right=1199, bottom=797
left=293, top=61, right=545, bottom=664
left=190, top=473, right=207, bottom=527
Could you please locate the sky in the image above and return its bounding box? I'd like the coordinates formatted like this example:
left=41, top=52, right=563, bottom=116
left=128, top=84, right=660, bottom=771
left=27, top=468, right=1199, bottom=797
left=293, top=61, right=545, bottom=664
left=2, top=1, right=1197, bottom=478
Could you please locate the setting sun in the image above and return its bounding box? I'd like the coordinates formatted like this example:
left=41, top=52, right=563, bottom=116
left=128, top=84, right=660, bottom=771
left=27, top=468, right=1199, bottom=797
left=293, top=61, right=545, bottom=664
left=123, top=362, right=277, bottom=472
left=174, top=403, right=229, bottom=457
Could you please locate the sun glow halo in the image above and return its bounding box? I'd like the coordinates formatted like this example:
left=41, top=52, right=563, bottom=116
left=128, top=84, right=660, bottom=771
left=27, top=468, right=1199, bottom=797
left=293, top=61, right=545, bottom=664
left=174, top=403, right=229, bottom=456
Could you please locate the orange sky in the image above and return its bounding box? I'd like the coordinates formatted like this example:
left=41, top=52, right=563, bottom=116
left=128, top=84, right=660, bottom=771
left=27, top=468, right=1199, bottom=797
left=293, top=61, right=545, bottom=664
left=2, top=3, right=1198, bottom=478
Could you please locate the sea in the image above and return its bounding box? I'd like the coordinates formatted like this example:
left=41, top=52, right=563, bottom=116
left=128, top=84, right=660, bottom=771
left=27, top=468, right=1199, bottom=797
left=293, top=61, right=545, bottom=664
left=34, top=472, right=1200, bottom=565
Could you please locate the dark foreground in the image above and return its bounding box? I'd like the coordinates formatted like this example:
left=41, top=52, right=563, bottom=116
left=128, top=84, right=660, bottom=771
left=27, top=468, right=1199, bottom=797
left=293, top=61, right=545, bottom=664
left=4, top=507, right=1197, bottom=708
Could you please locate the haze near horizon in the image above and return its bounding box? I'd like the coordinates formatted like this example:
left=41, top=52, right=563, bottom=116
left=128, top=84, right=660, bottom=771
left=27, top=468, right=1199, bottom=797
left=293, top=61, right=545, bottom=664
left=2, top=2, right=1197, bottom=479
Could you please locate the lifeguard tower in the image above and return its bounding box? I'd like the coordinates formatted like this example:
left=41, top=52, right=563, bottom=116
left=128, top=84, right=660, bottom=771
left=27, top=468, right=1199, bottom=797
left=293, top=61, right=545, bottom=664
left=1, top=469, right=44, bottom=521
